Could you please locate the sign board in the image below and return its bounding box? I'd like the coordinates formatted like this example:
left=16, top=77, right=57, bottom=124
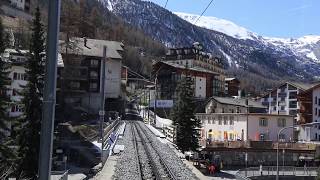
left=149, top=100, right=174, bottom=108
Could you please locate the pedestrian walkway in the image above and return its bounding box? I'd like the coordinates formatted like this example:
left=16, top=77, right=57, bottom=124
left=92, top=155, right=119, bottom=180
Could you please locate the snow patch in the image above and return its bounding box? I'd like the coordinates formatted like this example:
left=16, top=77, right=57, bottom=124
left=175, top=12, right=257, bottom=40
left=306, top=52, right=319, bottom=62
left=220, top=50, right=232, bottom=66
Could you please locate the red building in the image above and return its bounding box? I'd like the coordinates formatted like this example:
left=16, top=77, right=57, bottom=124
left=225, top=78, right=240, bottom=97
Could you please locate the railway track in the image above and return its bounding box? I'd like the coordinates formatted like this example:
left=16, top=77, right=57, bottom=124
left=131, top=121, right=178, bottom=180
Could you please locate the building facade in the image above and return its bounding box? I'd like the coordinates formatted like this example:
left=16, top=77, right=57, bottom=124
left=260, top=82, right=315, bottom=123
left=164, top=43, right=226, bottom=96
left=205, top=97, right=267, bottom=114
left=225, top=77, right=240, bottom=97
left=2, top=49, right=28, bottom=117
left=196, top=113, right=294, bottom=143
left=10, top=0, right=30, bottom=11
left=59, top=38, right=124, bottom=115
left=153, top=61, right=218, bottom=101
left=298, top=84, right=320, bottom=141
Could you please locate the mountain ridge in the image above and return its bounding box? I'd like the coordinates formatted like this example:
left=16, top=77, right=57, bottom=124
left=101, top=0, right=320, bottom=84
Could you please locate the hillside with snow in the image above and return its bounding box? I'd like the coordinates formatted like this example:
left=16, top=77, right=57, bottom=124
left=175, top=12, right=320, bottom=63
left=101, top=0, right=320, bottom=82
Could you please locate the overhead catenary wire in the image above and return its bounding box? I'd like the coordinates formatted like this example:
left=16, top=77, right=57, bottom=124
left=164, top=0, right=169, bottom=8
left=194, top=0, right=214, bottom=24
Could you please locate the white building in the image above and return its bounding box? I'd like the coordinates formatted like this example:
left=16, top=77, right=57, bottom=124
left=2, top=49, right=28, bottom=117
left=10, top=0, right=30, bottom=11
left=2, top=49, right=64, bottom=118
left=196, top=97, right=294, bottom=144
left=260, top=82, right=315, bottom=123
left=59, top=38, right=124, bottom=114
left=196, top=113, right=294, bottom=142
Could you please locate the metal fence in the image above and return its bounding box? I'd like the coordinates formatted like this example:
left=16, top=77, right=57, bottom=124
left=235, top=166, right=318, bottom=180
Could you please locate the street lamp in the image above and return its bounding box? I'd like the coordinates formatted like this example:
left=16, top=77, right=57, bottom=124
left=276, top=122, right=320, bottom=180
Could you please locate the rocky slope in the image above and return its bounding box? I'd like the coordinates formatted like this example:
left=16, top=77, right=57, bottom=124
left=100, top=0, right=320, bottom=81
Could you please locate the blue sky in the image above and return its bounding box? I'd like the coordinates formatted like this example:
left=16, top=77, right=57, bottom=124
left=149, top=0, right=320, bottom=38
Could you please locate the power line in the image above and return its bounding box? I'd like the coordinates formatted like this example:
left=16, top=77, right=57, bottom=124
left=164, top=0, right=169, bottom=8
left=194, top=0, right=214, bottom=24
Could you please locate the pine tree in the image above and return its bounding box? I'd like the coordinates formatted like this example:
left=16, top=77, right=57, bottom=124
left=16, top=7, right=45, bottom=179
left=171, top=73, right=201, bottom=153
left=0, top=17, right=16, bottom=172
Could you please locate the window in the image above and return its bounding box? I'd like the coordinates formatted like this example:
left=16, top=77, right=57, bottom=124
left=11, top=105, right=23, bottom=112
left=90, top=83, right=98, bottom=91
left=280, top=97, right=285, bottom=101
left=236, top=107, right=240, bottom=113
left=273, top=106, right=277, bottom=111
left=260, top=133, right=266, bottom=141
left=223, top=116, right=228, bottom=125
left=12, top=89, right=17, bottom=96
left=259, top=118, right=268, bottom=127
left=90, top=71, right=98, bottom=78
left=13, top=73, right=26, bottom=80
left=316, top=108, right=318, bottom=116
left=90, top=59, right=99, bottom=67
left=319, top=98, right=320, bottom=106
left=315, top=96, right=318, bottom=105
left=281, top=106, right=285, bottom=111
left=279, top=133, right=286, bottom=141
left=70, top=81, right=80, bottom=89
left=278, top=118, right=286, bottom=127
left=230, top=116, right=234, bottom=125
left=319, top=109, right=320, bottom=117
left=289, top=101, right=297, bottom=108
left=218, top=115, right=222, bottom=125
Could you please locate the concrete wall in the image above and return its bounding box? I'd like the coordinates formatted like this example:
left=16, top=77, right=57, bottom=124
left=104, top=59, right=122, bottom=98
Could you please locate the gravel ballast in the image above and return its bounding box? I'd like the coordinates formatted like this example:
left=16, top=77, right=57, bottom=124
left=113, top=121, right=198, bottom=180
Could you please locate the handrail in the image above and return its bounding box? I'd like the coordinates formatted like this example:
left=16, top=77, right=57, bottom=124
left=235, top=166, right=319, bottom=179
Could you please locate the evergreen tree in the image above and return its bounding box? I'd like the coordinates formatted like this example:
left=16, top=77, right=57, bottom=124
left=0, top=17, right=16, bottom=171
left=171, top=74, right=201, bottom=152
left=16, top=7, right=45, bottom=179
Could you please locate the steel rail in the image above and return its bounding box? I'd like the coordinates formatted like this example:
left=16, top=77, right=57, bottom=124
left=135, top=122, right=178, bottom=180
left=130, top=122, right=143, bottom=180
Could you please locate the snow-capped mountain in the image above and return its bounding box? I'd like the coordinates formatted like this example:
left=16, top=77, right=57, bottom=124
left=175, top=12, right=259, bottom=41
left=101, top=0, right=320, bottom=81
left=175, top=12, right=320, bottom=63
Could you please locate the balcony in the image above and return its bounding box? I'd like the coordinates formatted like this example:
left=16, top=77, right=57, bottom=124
left=278, top=110, right=287, bottom=115
left=278, top=92, right=287, bottom=98
left=278, top=102, right=286, bottom=106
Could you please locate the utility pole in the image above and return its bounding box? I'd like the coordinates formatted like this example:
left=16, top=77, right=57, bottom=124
left=38, top=0, right=61, bottom=179
left=154, top=76, right=157, bottom=125
left=99, top=46, right=107, bottom=163
left=148, top=88, right=151, bottom=124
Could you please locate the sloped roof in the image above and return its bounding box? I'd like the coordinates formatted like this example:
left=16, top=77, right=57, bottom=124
left=59, top=38, right=124, bottom=59
left=288, top=82, right=316, bottom=91
left=261, top=81, right=318, bottom=98
left=158, top=61, right=219, bottom=75
left=211, top=96, right=266, bottom=109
